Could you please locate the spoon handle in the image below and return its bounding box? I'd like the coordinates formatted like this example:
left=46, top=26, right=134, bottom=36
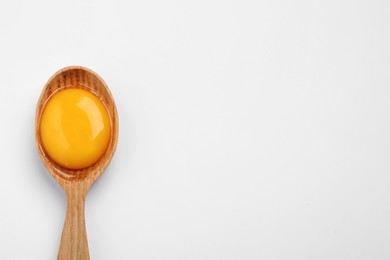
left=58, top=184, right=90, bottom=260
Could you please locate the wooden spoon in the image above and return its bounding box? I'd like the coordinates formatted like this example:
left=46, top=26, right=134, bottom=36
left=35, top=66, right=118, bottom=260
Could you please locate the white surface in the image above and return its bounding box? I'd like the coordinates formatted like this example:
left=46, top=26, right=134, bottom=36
left=0, top=0, right=390, bottom=259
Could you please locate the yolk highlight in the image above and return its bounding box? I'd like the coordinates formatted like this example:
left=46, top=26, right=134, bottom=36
left=40, top=88, right=111, bottom=169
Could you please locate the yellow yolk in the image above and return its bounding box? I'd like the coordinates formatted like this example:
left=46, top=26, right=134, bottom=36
left=40, top=88, right=111, bottom=169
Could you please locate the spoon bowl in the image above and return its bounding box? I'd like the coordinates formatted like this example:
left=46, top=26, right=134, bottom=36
left=35, top=66, right=118, bottom=260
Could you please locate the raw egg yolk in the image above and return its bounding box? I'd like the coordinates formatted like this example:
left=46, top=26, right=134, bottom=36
left=40, top=88, right=111, bottom=169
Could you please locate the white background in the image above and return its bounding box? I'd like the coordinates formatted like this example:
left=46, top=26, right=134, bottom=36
left=0, top=0, right=390, bottom=259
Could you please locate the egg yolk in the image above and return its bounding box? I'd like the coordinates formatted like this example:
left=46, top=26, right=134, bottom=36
left=40, top=88, right=111, bottom=169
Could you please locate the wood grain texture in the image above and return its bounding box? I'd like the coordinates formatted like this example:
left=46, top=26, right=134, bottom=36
left=35, top=66, right=118, bottom=260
